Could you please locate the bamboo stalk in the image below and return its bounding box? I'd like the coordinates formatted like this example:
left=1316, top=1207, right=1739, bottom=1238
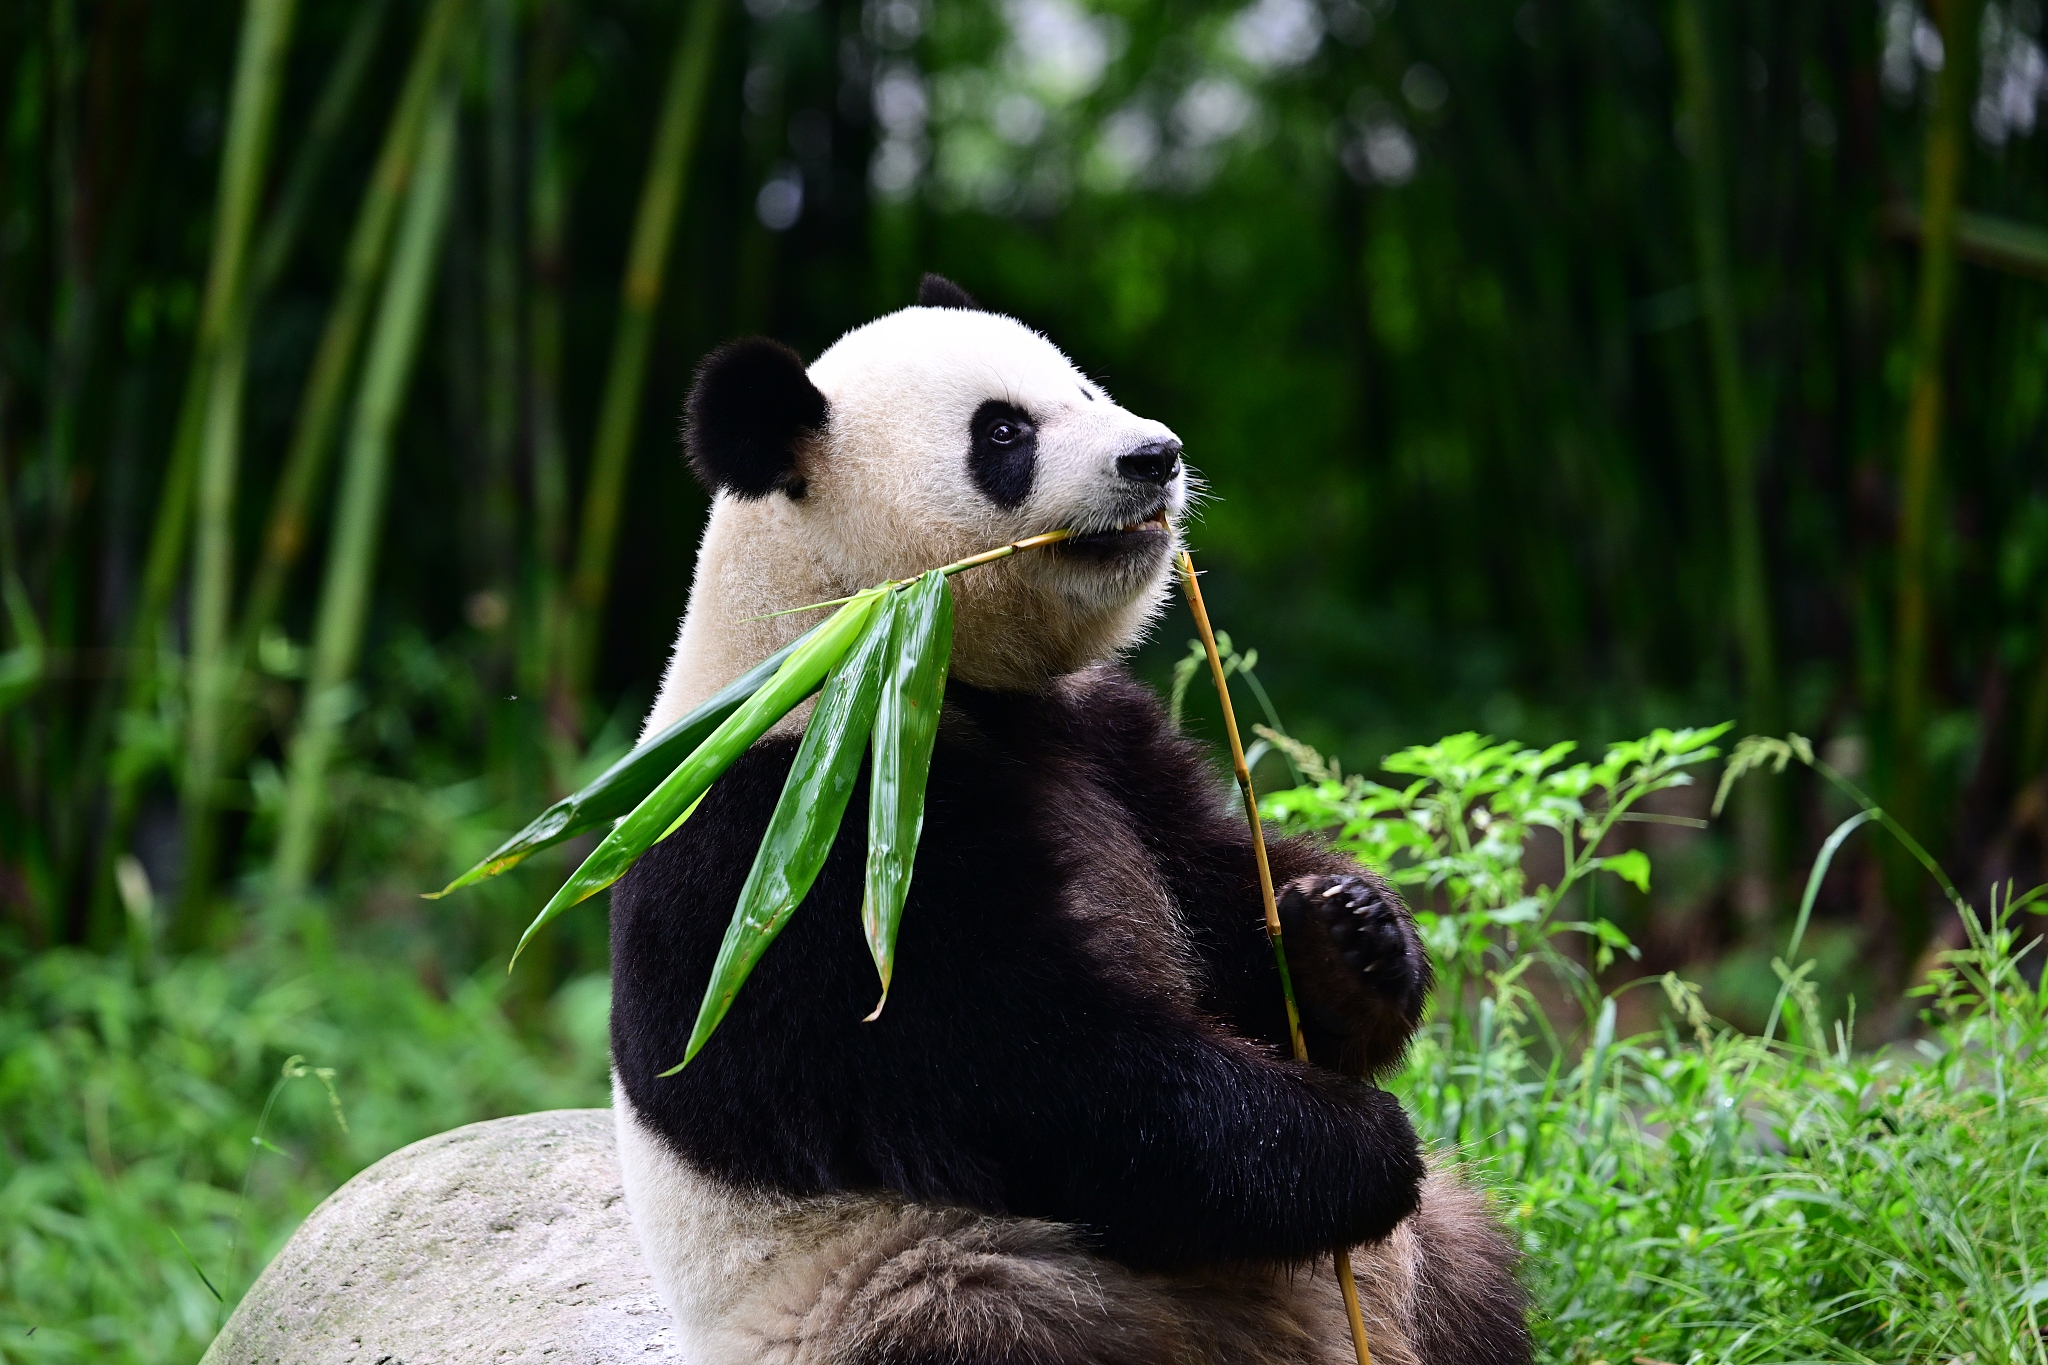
left=94, top=0, right=465, bottom=937
left=247, top=0, right=395, bottom=302
left=42, top=0, right=92, bottom=637
left=122, top=0, right=298, bottom=717
left=234, top=0, right=469, bottom=672
left=43, top=0, right=93, bottom=944
left=1176, top=550, right=1374, bottom=1365
left=1889, top=0, right=1982, bottom=947
left=560, top=0, right=725, bottom=711
left=69, top=0, right=208, bottom=946
left=478, top=0, right=522, bottom=619
left=175, top=0, right=301, bottom=944
left=273, top=93, right=459, bottom=894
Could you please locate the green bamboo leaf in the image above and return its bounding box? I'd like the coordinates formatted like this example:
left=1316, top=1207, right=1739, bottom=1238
left=430, top=630, right=806, bottom=896
left=862, top=569, right=954, bottom=1018
left=670, top=593, right=900, bottom=1071
left=508, top=589, right=886, bottom=966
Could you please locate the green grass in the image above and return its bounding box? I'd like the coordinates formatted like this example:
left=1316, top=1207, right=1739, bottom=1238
left=1398, top=899, right=2048, bottom=1364
left=0, top=944, right=609, bottom=1364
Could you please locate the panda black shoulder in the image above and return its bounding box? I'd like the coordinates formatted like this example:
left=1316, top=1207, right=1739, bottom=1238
left=683, top=337, right=826, bottom=500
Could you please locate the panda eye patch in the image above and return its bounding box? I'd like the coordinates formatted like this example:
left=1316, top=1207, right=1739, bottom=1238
left=969, top=399, right=1038, bottom=510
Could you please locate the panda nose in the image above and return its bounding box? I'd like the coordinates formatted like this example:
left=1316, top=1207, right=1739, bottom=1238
left=1117, top=440, right=1181, bottom=486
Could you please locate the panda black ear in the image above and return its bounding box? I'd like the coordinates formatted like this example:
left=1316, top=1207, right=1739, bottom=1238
left=683, top=338, right=827, bottom=500
left=916, top=273, right=985, bottom=311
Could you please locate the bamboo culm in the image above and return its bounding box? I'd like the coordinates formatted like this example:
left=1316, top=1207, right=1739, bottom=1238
left=174, top=0, right=301, bottom=943
left=1889, top=0, right=1984, bottom=948
left=102, top=0, right=465, bottom=937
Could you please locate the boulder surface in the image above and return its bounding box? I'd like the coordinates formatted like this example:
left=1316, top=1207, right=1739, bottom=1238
left=204, top=1108, right=677, bottom=1364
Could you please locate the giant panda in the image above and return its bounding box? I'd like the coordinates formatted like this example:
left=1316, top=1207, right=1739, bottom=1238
left=609, top=274, right=1531, bottom=1365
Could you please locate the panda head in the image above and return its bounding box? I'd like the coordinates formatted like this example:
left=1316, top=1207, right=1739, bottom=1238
left=671, top=275, right=1190, bottom=699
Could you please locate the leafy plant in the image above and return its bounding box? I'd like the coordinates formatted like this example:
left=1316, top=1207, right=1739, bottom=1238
left=1259, top=724, right=1728, bottom=1026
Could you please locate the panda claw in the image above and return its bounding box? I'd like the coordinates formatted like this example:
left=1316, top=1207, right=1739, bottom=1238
left=1277, top=871, right=1427, bottom=1037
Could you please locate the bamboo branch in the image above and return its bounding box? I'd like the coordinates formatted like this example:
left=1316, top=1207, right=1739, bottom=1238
left=1176, top=550, right=1374, bottom=1365
left=1880, top=202, right=2048, bottom=284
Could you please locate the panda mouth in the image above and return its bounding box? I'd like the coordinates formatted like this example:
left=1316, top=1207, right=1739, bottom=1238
left=1054, top=509, right=1172, bottom=560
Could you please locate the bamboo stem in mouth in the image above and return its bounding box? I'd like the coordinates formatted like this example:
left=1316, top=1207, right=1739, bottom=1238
left=1176, top=549, right=1375, bottom=1365
left=937, top=527, right=1074, bottom=577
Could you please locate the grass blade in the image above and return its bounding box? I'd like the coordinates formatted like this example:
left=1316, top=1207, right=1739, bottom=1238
left=1788, top=808, right=1878, bottom=962
left=861, top=569, right=953, bottom=1017
left=168, top=1228, right=222, bottom=1304
left=430, top=632, right=805, bottom=895
left=509, top=588, right=886, bottom=964
left=672, top=593, right=899, bottom=1069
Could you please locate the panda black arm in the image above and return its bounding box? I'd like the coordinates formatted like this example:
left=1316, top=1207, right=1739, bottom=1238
left=970, top=1011, right=1429, bottom=1269
left=1052, top=670, right=1432, bottom=1078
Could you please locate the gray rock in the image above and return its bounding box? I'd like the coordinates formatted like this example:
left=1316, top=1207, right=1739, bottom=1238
left=204, top=1109, right=677, bottom=1364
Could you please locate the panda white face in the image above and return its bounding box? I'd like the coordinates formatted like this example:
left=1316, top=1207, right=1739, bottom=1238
left=804, top=304, right=1190, bottom=623
left=649, top=282, right=1192, bottom=718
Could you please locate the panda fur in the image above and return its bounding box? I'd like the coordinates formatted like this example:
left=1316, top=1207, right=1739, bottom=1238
left=610, top=275, right=1532, bottom=1365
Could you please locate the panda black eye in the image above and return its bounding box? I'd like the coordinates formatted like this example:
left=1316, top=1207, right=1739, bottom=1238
left=969, top=399, right=1038, bottom=509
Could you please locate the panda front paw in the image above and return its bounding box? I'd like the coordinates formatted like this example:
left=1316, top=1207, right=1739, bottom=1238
left=1276, top=871, right=1430, bottom=1072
